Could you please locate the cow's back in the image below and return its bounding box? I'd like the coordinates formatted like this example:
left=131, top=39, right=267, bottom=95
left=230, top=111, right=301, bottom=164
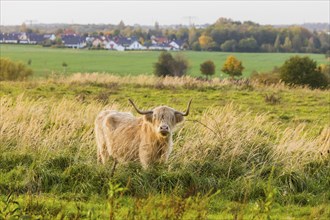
left=97, top=110, right=141, bottom=163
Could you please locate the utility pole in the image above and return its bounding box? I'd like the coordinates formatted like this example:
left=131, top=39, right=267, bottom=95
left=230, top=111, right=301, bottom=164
left=25, top=20, right=37, bottom=26
left=183, top=16, right=197, bottom=27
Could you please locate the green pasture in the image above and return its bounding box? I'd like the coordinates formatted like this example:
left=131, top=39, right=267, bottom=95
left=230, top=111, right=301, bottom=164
left=0, top=44, right=328, bottom=77
left=0, top=77, right=329, bottom=218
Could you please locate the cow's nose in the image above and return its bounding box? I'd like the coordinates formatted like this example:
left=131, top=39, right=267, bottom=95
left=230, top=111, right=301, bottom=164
left=160, top=124, right=169, bottom=132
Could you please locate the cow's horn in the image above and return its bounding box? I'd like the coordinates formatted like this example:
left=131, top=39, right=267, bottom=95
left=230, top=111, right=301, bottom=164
left=175, top=99, right=192, bottom=116
left=129, top=99, right=153, bottom=115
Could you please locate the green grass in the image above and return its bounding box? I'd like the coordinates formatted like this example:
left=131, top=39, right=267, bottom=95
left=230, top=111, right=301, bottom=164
left=0, top=76, right=328, bottom=129
left=1, top=193, right=329, bottom=219
left=0, top=44, right=328, bottom=77
left=0, top=75, right=329, bottom=218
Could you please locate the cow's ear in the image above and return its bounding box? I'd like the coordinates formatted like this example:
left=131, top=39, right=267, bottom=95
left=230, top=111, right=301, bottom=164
left=175, top=113, right=184, bottom=124
left=144, top=113, right=153, bottom=123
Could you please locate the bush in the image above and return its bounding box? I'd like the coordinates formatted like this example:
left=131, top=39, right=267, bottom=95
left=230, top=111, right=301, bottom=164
left=0, top=57, right=33, bottom=81
left=153, top=52, right=189, bottom=77
left=319, top=63, right=330, bottom=85
left=250, top=67, right=281, bottom=85
left=279, top=56, right=328, bottom=89
left=200, top=60, right=215, bottom=79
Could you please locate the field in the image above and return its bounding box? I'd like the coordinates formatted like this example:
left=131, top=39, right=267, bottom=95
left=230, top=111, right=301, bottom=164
left=0, top=44, right=328, bottom=77
left=0, top=73, right=329, bottom=219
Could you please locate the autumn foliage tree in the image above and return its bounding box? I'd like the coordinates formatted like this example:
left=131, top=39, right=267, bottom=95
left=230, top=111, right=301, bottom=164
left=200, top=60, right=215, bottom=79
left=198, top=34, right=214, bottom=51
left=221, top=55, right=244, bottom=78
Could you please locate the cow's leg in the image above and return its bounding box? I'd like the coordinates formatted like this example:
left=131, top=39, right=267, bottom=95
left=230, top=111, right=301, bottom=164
left=95, top=124, right=109, bottom=164
left=139, top=149, right=151, bottom=169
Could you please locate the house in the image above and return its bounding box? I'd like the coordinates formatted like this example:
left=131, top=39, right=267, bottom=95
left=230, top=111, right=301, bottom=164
left=127, top=40, right=146, bottom=50
left=151, top=36, right=168, bottom=44
left=18, top=33, right=29, bottom=44
left=92, top=37, right=108, bottom=49
left=2, top=33, right=19, bottom=44
left=0, top=33, right=3, bottom=43
left=27, top=33, right=45, bottom=44
left=44, top=34, right=56, bottom=41
left=61, top=34, right=86, bottom=48
left=105, top=40, right=125, bottom=51
left=148, top=42, right=171, bottom=51
left=169, top=40, right=185, bottom=50
left=116, top=37, right=133, bottom=49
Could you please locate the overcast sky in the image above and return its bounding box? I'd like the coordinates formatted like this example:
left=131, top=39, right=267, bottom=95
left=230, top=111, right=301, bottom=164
left=1, top=0, right=329, bottom=26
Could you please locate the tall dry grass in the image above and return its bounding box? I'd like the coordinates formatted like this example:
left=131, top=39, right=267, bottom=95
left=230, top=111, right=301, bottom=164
left=173, top=103, right=329, bottom=174
left=1, top=94, right=328, bottom=172
left=1, top=95, right=104, bottom=162
left=49, top=73, right=325, bottom=93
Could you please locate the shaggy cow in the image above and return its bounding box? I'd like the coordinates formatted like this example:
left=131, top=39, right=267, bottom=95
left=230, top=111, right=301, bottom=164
left=95, top=99, right=191, bottom=171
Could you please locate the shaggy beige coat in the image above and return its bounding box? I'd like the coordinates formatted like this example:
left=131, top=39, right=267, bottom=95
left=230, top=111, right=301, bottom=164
left=95, top=106, right=184, bottom=169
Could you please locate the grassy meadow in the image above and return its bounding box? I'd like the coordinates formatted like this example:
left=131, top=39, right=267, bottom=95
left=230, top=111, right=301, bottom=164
left=0, top=44, right=328, bottom=77
left=0, top=73, right=329, bottom=219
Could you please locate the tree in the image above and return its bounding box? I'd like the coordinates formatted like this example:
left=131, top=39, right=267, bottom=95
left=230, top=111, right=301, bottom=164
left=274, top=34, right=281, bottom=52
left=292, top=35, right=303, bottom=52
left=191, top=42, right=201, bottom=51
left=118, top=20, right=125, bottom=29
left=20, top=22, right=27, bottom=32
left=188, top=27, right=199, bottom=46
left=279, top=56, right=328, bottom=88
left=198, top=34, right=214, bottom=50
left=154, top=52, right=175, bottom=77
left=154, top=52, right=189, bottom=77
left=200, top=60, right=215, bottom=79
left=221, top=55, right=244, bottom=78
left=220, top=40, right=237, bottom=52
left=55, top=37, right=63, bottom=46
left=172, top=54, right=190, bottom=77
left=154, top=21, right=160, bottom=31
left=282, top=37, right=292, bottom=52
left=238, top=37, right=258, bottom=52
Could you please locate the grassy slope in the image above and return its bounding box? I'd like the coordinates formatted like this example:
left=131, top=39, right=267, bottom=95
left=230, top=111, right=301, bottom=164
left=0, top=44, right=328, bottom=77
left=0, top=76, right=328, bottom=129
left=0, top=75, right=329, bottom=219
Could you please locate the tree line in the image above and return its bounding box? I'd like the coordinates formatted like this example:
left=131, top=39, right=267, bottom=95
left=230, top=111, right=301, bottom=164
left=190, top=18, right=329, bottom=54
left=13, top=18, right=330, bottom=54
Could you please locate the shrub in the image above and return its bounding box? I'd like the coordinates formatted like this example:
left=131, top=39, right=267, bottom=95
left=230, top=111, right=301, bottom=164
left=279, top=56, right=328, bottom=89
left=319, top=63, right=330, bottom=85
left=154, top=52, right=175, bottom=77
left=0, top=57, right=33, bottom=81
left=250, top=67, right=281, bottom=85
left=172, top=53, right=190, bottom=77
left=200, top=60, right=215, bottom=79
left=153, top=52, right=189, bottom=77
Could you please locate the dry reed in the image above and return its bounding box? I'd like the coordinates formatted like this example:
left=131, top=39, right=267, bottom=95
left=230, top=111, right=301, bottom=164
left=1, top=94, right=328, bottom=173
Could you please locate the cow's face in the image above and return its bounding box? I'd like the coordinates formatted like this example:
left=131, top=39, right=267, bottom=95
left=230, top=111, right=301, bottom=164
left=144, top=106, right=184, bottom=137
left=129, top=99, right=192, bottom=137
